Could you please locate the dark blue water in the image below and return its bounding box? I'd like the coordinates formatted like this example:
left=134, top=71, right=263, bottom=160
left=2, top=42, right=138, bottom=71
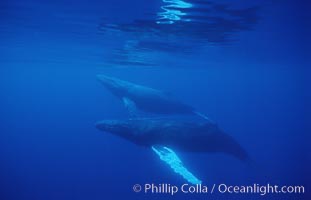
left=0, top=0, right=310, bottom=199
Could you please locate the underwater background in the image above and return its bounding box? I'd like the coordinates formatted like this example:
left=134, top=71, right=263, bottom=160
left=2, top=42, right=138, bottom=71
left=0, top=0, right=310, bottom=199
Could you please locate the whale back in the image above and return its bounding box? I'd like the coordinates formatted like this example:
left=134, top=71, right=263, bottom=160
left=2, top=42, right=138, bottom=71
left=133, top=120, right=250, bottom=161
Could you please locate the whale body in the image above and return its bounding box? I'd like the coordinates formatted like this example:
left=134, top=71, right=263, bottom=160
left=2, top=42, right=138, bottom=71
left=97, top=75, right=210, bottom=120
left=96, top=119, right=249, bottom=161
left=96, top=75, right=248, bottom=184
left=96, top=119, right=249, bottom=184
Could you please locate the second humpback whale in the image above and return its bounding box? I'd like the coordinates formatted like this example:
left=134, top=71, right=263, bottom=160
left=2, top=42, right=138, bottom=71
left=97, top=74, right=210, bottom=120
left=96, top=119, right=249, bottom=184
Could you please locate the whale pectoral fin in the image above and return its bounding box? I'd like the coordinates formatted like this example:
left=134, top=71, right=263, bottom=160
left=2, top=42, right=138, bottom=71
left=151, top=146, right=202, bottom=184
left=122, top=97, right=138, bottom=118
left=193, top=111, right=214, bottom=123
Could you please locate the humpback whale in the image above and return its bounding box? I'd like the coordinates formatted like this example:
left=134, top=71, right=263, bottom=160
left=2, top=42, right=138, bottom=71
left=96, top=119, right=249, bottom=184
left=97, top=75, right=210, bottom=120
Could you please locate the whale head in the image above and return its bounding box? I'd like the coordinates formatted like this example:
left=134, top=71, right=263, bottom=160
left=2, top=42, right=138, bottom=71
left=96, top=120, right=137, bottom=142
left=97, top=75, right=130, bottom=97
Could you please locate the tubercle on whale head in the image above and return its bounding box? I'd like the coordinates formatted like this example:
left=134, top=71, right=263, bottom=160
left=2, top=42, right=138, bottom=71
left=95, top=120, right=137, bottom=142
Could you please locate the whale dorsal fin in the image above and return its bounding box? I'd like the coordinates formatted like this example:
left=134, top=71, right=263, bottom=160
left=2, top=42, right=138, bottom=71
left=151, top=146, right=202, bottom=184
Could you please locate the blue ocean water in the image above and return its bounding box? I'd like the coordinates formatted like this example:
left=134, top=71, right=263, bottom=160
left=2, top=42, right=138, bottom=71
left=0, top=0, right=310, bottom=199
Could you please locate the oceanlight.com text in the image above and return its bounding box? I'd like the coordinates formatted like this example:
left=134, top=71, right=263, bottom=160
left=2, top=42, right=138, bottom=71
left=133, top=183, right=305, bottom=196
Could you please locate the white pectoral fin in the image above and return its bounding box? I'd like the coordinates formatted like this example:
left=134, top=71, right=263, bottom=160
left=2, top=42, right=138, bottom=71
left=122, top=97, right=138, bottom=118
left=193, top=111, right=214, bottom=123
left=152, top=146, right=202, bottom=184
